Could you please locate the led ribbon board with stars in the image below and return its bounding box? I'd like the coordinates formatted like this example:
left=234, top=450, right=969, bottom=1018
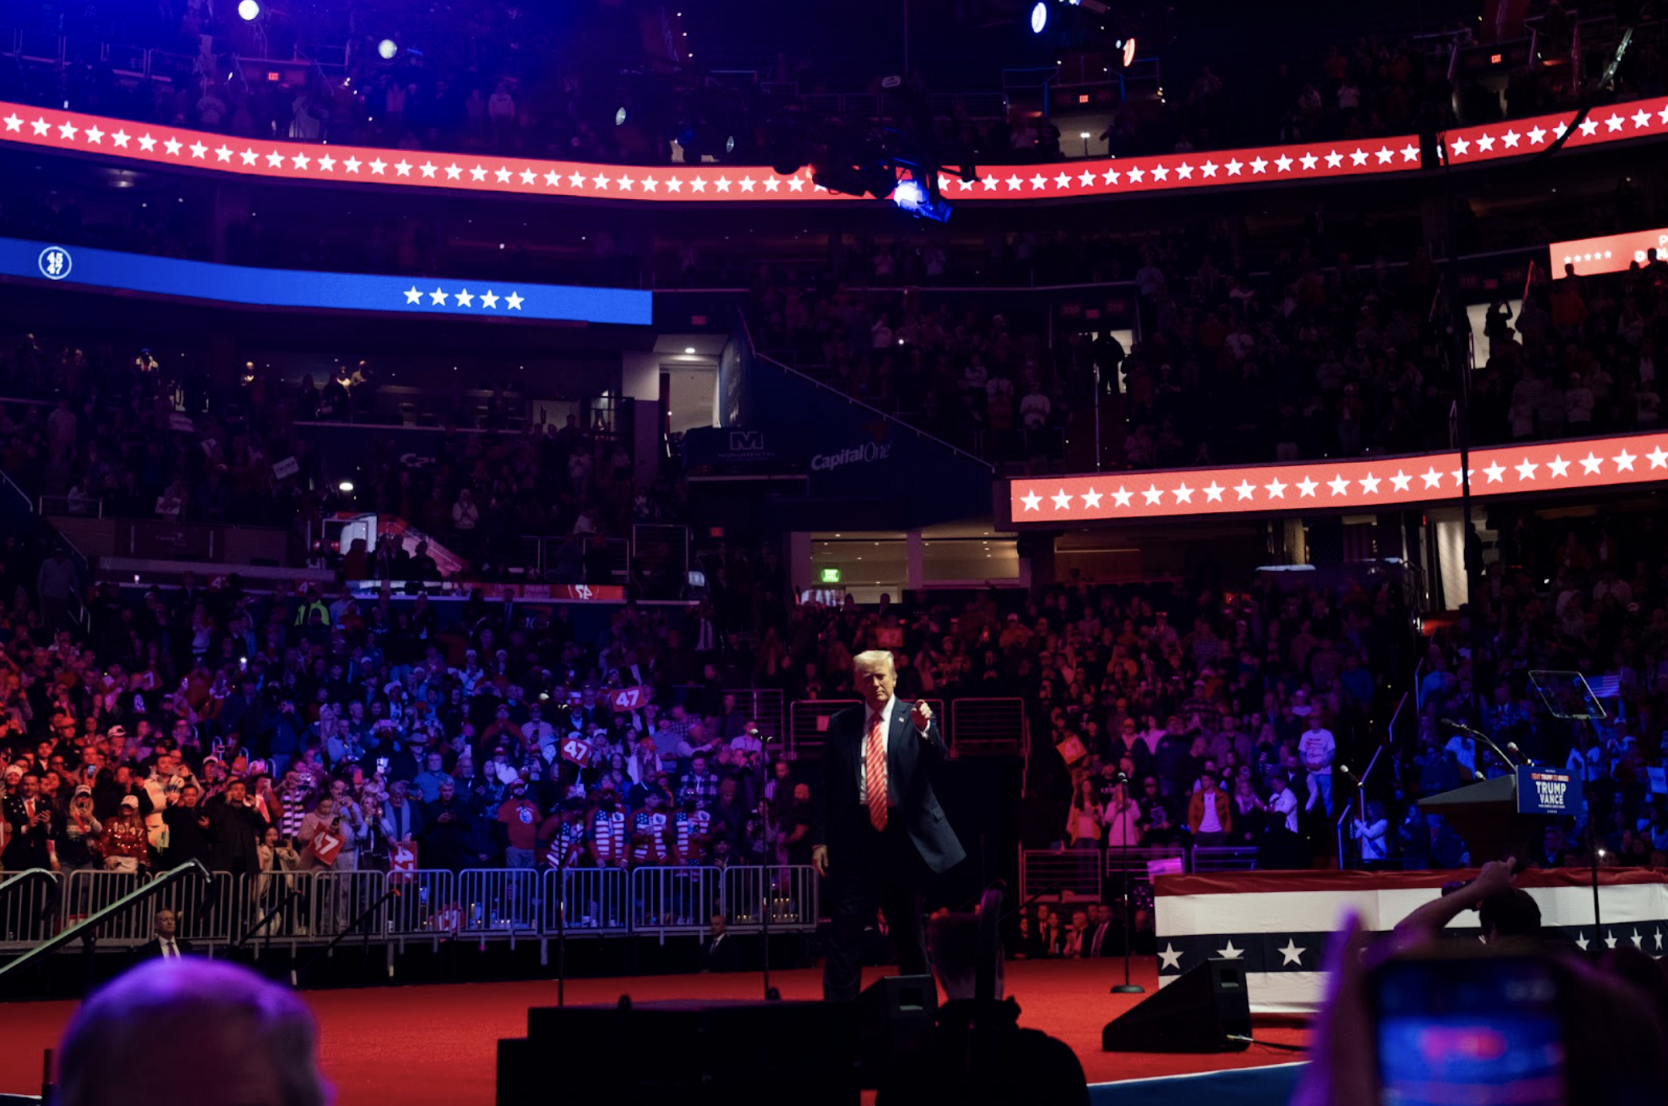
left=1007, top=431, right=1668, bottom=526
left=0, top=237, right=651, bottom=325
left=0, top=101, right=1423, bottom=204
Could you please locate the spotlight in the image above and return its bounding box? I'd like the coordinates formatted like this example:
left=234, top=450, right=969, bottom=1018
left=615, top=107, right=627, bottom=126
left=238, top=0, right=260, bottom=20
left=377, top=39, right=398, bottom=60
left=891, top=178, right=952, bottom=223
left=1030, top=1, right=1049, bottom=33
left=1123, top=37, right=1138, bottom=68
left=338, top=481, right=355, bottom=494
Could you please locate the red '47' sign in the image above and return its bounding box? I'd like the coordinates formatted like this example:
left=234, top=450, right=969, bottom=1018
left=607, top=686, right=651, bottom=711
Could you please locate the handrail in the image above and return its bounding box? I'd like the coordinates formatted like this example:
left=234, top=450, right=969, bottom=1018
left=1337, top=689, right=1409, bottom=869
left=0, top=868, right=57, bottom=896
left=0, top=860, right=208, bottom=983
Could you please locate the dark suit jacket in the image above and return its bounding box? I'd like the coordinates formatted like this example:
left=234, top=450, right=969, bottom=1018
left=206, top=799, right=268, bottom=873
left=2, top=793, right=56, bottom=870
left=812, top=699, right=965, bottom=875
left=134, top=936, right=196, bottom=962
left=699, top=931, right=747, bottom=973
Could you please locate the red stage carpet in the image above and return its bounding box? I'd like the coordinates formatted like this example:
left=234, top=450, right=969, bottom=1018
left=0, top=960, right=1308, bottom=1103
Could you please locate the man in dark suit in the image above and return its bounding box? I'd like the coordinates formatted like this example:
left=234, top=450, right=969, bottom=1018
left=134, top=908, right=194, bottom=961
left=1084, top=903, right=1117, bottom=958
left=2, top=772, right=59, bottom=871
left=206, top=778, right=268, bottom=876
left=813, top=650, right=965, bottom=1001
left=698, top=912, right=746, bottom=972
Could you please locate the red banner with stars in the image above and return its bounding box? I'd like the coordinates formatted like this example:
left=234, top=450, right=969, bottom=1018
left=1007, top=432, right=1668, bottom=526
left=1443, top=98, right=1668, bottom=165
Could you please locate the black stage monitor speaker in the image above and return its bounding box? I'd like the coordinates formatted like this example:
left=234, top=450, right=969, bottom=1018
left=1102, top=959, right=1252, bottom=1053
left=857, top=974, right=939, bottom=1087
left=499, top=998, right=857, bottom=1106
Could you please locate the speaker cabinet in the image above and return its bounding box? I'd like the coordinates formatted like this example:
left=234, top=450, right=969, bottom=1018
left=1102, top=959, right=1252, bottom=1053
left=857, top=974, right=938, bottom=1086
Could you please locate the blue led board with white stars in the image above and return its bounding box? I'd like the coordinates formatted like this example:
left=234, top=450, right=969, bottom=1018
left=2, top=237, right=651, bottom=325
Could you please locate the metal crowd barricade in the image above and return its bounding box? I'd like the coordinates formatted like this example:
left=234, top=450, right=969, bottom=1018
left=1018, top=849, right=1106, bottom=900
left=630, top=865, right=721, bottom=938
left=1190, top=847, right=1260, bottom=872
left=547, top=866, right=630, bottom=933
left=949, top=698, right=1028, bottom=756
left=308, top=870, right=390, bottom=940
left=63, top=869, right=152, bottom=946
left=457, top=869, right=543, bottom=935
left=149, top=869, right=241, bottom=946
left=728, top=688, right=786, bottom=746
left=385, top=869, right=455, bottom=938
left=721, top=865, right=818, bottom=933
left=788, top=699, right=861, bottom=758
left=0, top=870, right=61, bottom=951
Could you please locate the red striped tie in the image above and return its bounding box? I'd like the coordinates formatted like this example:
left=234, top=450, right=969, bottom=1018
left=866, top=711, right=888, bottom=832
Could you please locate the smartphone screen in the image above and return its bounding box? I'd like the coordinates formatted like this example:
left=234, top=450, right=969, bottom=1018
left=1373, top=955, right=1565, bottom=1106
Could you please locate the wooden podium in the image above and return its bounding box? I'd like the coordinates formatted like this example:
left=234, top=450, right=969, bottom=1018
left=1416, top=774, right=1544, bottom=863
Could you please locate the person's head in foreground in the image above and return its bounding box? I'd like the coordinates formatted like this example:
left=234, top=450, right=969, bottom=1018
left=59, top=958, right=329, bottom=1106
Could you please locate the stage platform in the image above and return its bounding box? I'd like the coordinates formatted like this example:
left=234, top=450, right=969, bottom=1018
left=0, top=959, right=1309, bottom=1105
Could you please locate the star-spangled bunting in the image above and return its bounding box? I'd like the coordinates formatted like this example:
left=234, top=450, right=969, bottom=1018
left=1445, top=97, right=1668, bottom=165
left=1011, top=433, right=1668, bottom=523
left=400, top=285, right=525, bottom=311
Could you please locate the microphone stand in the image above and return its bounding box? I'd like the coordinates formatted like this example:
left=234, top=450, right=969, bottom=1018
left=756, top=735, right=781, bottom=1001
left=1110, top=785, right=1143, bottom=994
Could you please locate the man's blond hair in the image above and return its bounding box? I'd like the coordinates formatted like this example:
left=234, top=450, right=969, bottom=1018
left=852, top=650, right=897, bottom=676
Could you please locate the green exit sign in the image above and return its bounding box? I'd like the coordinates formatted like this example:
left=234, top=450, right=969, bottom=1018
left=819, top=567, right=842, bottom=584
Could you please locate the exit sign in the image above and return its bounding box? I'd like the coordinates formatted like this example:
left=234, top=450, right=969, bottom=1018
left=819, top=568, right=842, bottom=584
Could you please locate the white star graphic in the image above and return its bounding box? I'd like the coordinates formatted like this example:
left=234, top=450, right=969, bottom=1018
left=1483, top=461, right=1505, bottom=483
left=1095, top=485, right=1126, bottom=509
left=454, top=289, right=475, bottom=308
left=1324, top=150, right=1344, bottom=168
left=614, top=174, right=632, bottom=190
left=1173, top=483, right=1194, bottom=504
left=265, top=150, right=284, bottom=168
left=1031, top=172, right=1052, bottom=189
left=1251, top=156, right=1269, bottom=173
left=292, top=151, right=310, bottom=170
left=114, top=131, right=131, bottom=148
left=1661, top=107, right=1668, bottom=125
left=1234, top=481, right=1256, bottom=501
left=1375, top=146, right=1393, bottom=163
left=1631, top=928, right=1644, bottom=947
left=58, top=121, right=79, bottom=140
left=1502, top=129, right=1520, bottom=148
left=1264, top=478, right=1287, bottom=499
left=419, top=162, right=436, bottom=178
left=1297, top=476, right=1318, bottom=498
left=1476, top=132, right=1495, bottom=152
left=1581, top=452, right=1604, bottom=474
left=1450, top=135, right=1470, bottom=155
left=29, top=117, right=49, bottom=136
left=85, top=125, right=104, bottom=145
left=446, top=164, right=462, bottom=180
left=1177, top=162, right=1195, bottom=180
left=1126, top=166, right=1145, bottom=183
left=1005, top=174, right=1023, bottom=190
left=428, top=288, right=448, bottom=305
left=544, top=170, right=560, bottom=187
left=1226, top=158, right=1243, bottom=176
left=1515, top=458, right=1538, bottom=481
left=1656, top=928, right=1664, bottom=951
left=188, top=140, right=206, bottom=158
left=137, top=132, right=156, bottom=151
left=508, top=290, right=526, bottom=309
left=1277, top=938, right=1306, bottom=966
left=1648, top=446, right=1668, bottom=469
left=1349, top=148, right=1367, bottom=166
left=1300, top=152, right=1319, bottom=170
left=163, top=137, right=181, bottom=156
left=1158, top=943, right=1183, bottom=971
left=1203, top=482, right=1225, bottom=502
left=1391, top=471, right=1412, bottom=492
left=1, top=113, right=18, bottom=132
left=1328, top=474, right=1350, bottom=496
left=1078, top=169, right=1096, bottom=186
left=313, top=153, right=333, bottom=171
left=1576, top=932, right=1590, bottom=951
left=1451, top=468, right=1476, bottom=486
left=1579, top=117, right=1599, bottom=137
left=1080, top=488, right=1103, bottom=509
left=1021, top=490, right=1042, bottom=512
left=568, top=171, right=585, bottom=187
left=1528, top=125, right=1547, bottom=144
left=239, top=148, right=256, bottom=164
left=1216, top=940, right=1244, bottom=960
left=514, top=168, right=533, bottom=185
left=215, top=144, right=232, bottom=162
left=1547, top=455, right=1570, bottom=477
left=1401, top=143, right=1419, bottom=161
left=494, top=166, right=512, bottom=183
left=641, top=176, right=659, bottom=192
left=1615, top=449, right=1637, bottom=471
left=1052, top=488, right=1073, bottom=510
left=479, top=290, right=499, bottom=309
left=1053, top=171, right=1071, bottom=188
left=471, top=166, right=489, bottom=182
left=369, top=158, right=388, bottom=175
left=1201, top=160, right=1218, bottom=177
left=784, top=176, right=800, bottom=192
left=403, top=286, right=422, bottom=305
left=1605, top=930, right=1619, bottom=950
left=1421, top=467, right=1444, bottom=488
left=1359, top=473, right=1381, bottom=495
left=1606, top=114, right=1625, bottom=132
left=1101, top=168, right=1120, bottom=185
left=1142, top=484, right=1164, bottom=505
left=344, top=156, right=361, bottom=173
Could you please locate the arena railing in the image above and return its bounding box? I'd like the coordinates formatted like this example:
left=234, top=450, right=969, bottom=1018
left=1018, top=843, right=1255, bottom=903
left=0, top=865, right=818, bottom=957
left=948, top=698, right=1028, bottom=758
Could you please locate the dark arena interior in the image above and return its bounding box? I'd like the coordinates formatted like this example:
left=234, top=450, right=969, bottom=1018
left=4, top=0, right=1668, bottom=1103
